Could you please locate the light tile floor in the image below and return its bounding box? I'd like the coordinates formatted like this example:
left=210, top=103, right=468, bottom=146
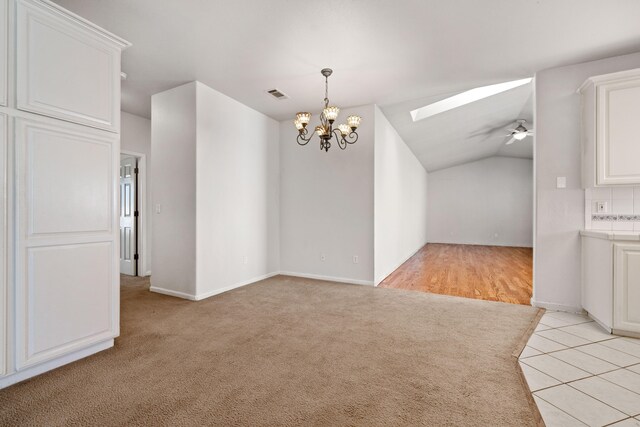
left=520, top=310, right=640, bottom=426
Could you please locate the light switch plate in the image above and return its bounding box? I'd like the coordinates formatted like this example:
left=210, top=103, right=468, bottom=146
left=556, top=176, right=566, bottom=189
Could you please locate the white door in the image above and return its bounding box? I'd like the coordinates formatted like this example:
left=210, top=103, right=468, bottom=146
left=614, top=243, right=640, bottom=333
left=15, top=118, right=119, bottom=369
left=596, top=76, right=640, bottom=185
left=120, top=155, right=137, bottom=275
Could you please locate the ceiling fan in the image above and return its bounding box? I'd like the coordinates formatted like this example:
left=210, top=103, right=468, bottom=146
left=504, top=119, right=534, bottom=145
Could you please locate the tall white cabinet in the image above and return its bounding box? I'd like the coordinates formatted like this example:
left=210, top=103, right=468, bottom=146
left=0, top=0, right=129, bottom=388
left=579, top=68, right=640, bottom=187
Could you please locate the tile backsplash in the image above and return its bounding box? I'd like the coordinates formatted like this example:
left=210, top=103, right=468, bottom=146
left=585, top=187, right=640, bottom=231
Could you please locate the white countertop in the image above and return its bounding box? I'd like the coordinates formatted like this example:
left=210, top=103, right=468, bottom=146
left=581, top=230, right=640, bottom=241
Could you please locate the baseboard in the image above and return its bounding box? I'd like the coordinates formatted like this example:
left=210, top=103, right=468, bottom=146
left=0, top=339, right=114, bottom=390
left=151, top=272, right=280, bottom=301
left=427, top=240, right=533, bottom=249
left=151, top=271, right=373, bottom=300
left=150, top=286, right=198, bottom=301
left=374, top=244, right=425, bottom=286
left=194, top=272, right=280, bottom=301
left=530, top=298, right=583, bottom=313
left=279, top=271, right=374, bottom=286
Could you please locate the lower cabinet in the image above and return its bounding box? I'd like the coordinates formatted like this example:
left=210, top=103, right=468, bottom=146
left=582, top=232, right=640, bottom=337
left=0, top=113, right=6, bottom=377
left=614, top=243, right=640, bottom=334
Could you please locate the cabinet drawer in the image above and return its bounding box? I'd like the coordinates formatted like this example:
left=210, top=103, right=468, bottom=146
left=16, top=0, right=123, bottom=132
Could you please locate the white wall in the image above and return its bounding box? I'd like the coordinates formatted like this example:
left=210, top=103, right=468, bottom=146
left=374, top=106, right=428, bottom=284
left=279, top=105, right=375, bottom=285
left=151, top=83, right=197, bottom=296
left=195, top=82, right=280, bottom=298
left=534, top=52, right=640, bottom=311
left=151, top=81, right=279, bottom=299
left=120, top=111, right=152, bottom=276
left=428, top=156, right=533, bottom=248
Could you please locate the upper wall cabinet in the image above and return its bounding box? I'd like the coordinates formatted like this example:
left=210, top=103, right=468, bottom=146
left=580, top=68, right=640, bottom=187
left=0, top=0, right=7, bottom=106
left=15, top=0, right=130, bottom=132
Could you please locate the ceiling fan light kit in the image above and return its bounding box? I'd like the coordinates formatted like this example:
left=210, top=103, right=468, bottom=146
left=293, top=68, right=361, bottom=152
left=505, top=119, right=534, bottom=145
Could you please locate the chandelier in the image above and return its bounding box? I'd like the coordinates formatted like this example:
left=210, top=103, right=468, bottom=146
left=293, top=68, right=361, bottom=152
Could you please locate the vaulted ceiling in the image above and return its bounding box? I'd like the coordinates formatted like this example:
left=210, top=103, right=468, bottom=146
left=54, top=0, right=640, bottom=171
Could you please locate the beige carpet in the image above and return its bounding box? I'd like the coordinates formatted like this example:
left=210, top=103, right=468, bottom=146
left=0, top=275, right=542, bottom=426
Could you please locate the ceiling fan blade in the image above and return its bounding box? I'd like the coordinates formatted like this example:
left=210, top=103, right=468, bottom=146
left=505, top=136, right=517, bottom=145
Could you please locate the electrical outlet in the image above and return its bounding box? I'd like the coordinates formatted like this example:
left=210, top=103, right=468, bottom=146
left=596, top=201, right=608, bottom=213
left=353, top=255, right=358, bottom=264
left=242, top=256, right=248, bottom=265
left=155, top=203, right=162, bottom=214
left=320, top=253, right=326, bottom=262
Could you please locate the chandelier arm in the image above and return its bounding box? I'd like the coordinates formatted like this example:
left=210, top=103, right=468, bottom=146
left=332, top=129, right=347, bottom=150
left=296, top=131, right=313, bottom=146
left=343, top=131, right=359, bottom=145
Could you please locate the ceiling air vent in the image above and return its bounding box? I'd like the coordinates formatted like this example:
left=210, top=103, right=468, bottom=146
left=266, top=89, right=289, bottom=100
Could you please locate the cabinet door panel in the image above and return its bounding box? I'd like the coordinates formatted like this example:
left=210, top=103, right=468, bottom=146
left=0, top=0, right=7, bottom=106
left=614, top=243, right=640, bottom=333
left=19, top=242, right=114, bottom=367
left=15, top=118, right=119, bottom=370
left=0, top=114, right=5, bottom=376
left=16, top=0, right=121, bottom=131
left=597, top=79, right=640, bottom=185
left=25, top=124, right=112, bottom=235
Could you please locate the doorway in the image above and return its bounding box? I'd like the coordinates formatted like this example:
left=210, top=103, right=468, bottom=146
left=120, top=154, right=138, bottom=275
left=120, top=151, right=147, bottom=276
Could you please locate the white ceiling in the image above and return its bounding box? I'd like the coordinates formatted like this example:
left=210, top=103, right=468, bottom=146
left=54, top=0, right=640, bottom=171
left=381, top=82, right=534, bottom=171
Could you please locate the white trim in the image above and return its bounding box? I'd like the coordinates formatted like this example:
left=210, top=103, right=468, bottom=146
left=194, top=272, right=280, bottom=301
left=530, top=298, right=583, bottom=313
left=589, top=313, right=613, bottom=334
left=374, top=245, right=424, bottom=286
left=25, top=0, right=130, bottom=49
left=279, top=271, right=374, bottom=286
left=0, top=339, right=113, bottom=390
left=577, top=67, right=640, bottom=94
left=150, top=271, right=374, bottom=301
left=150, top=271, right=280, bottom=301
left=120, top=150, right=147, bottom=277
left=149, top=286, right=197, bottom=301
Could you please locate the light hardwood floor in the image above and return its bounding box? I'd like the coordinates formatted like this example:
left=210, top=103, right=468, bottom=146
left=379, top=243, right=533, bottom=305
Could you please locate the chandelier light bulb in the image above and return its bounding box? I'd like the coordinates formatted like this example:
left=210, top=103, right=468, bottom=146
left=294, top=119, right=304, bottom=131
left=338, top=124, right=350, bottom=136
left=347, top=115, right=361, bottom=130
left=315, top=125, right=327, bottom=136
left=296, top=112, right=311, bottom=126
left=323, top=106, right=340, bottom=123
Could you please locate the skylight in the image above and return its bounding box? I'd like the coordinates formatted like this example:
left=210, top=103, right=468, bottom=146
left=410, top=77, right=532, bottom=122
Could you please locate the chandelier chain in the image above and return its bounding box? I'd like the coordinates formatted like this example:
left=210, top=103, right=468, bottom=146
left=324, top=75, right=329, bottom=108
